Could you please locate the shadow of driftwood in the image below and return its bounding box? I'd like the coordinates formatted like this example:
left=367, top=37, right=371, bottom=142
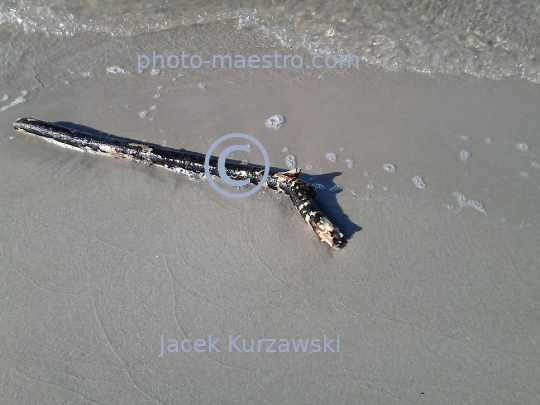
left=55, top=121, right=362, bottom=245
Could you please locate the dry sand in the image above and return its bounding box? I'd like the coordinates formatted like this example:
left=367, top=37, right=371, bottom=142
left=1, top=66, right=539, bottom=404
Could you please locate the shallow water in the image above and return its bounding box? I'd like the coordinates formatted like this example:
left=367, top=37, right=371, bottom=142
left=1, top=0, right=540, bottom=85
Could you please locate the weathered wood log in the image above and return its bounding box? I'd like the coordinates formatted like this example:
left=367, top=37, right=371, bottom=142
left=14, top=117, right=343, bottom=248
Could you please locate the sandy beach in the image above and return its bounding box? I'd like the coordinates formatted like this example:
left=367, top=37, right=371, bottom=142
left=1, top=63, right=539, bottom=403
left=1, top=1, right=540, bottom=403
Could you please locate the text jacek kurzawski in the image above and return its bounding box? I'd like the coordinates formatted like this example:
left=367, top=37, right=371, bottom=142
left=158, top=334, right=340, bottom=357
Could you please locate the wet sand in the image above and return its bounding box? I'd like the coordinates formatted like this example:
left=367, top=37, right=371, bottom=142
left=1, top=67, right=539, bottom=404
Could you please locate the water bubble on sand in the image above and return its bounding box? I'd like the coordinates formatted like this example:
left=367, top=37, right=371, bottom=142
left=520, top=172, right=530, bottom=178
left=366, top=183, right=374, bottom=190
left=81, top=72, right=94, bottom=77
left=329, top=184, right=343, bottom=193
left=383, top=164, right=396, bottom=172
left=1, top=94, right=8, bottom=101
left=460, top=150, right=471, bottom=161
left=460, top=136, right=469, bottom=140
left=148, top=117, right=154, bottom=122
left=154, top=94, right=161, bottom=98
left=326, top=152, right=337, bottom=162
left=383, top=186, right=390, bottom=191
left=198, top=83, right=206, bottom=89
left=532, top=162, right=540, bottom=169
left=412, top=176, right=426, bottom=189
left=150, top=69, right=160, bottom=75
left=306, top=164, right=313, bottom=170
left=285, top=155, right=297, bottom=169
left=106, top=66, right=130, bottom=74
left=453, top=192, right=486, bottom=214
left=157, top=86, right=163, bottom=89
left=150, top=105, right=157, bottom=110
left=265, top=115, right=285, bottom=130
left=139, top=111, right=148, bottom=118
left=363, top=172, right=369, bottom=176
left=0, top=91, right=27, bottom=111
left=469, top=200, right=485, bottom=212
left=516, top=143, right=529, bottom=151
left=519, top=222, right=534, bottom=228
left=345, top=158, right=354, bottom=169
left=485, top=138, right=492, bottom=144
left=312, top=183, right=325, bottom=190
left=281, top=146, right=289, bottom=153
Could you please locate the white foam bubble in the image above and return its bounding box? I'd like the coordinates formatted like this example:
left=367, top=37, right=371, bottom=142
left=363, top=172, right=369, bottom=176
left=366, top=184, right=374, bottom=190
left=460, top=150, right=471, bottom=161
left=139, top=111, right=148, bottom=118
left=345, top=158, right=354, bottom=169
left=285, top=155, right=297, bottom=169
left=106, top=66, right=130, bottom=74
left=382, top=186, right=390, bottom=191
left=157, top=86, right=163, bottom=89
left=453, top=192, right=486, bottom=214
left=460, top=136, right=469, bottom=140
left=198, top=83, right=206, bottom=89
left=81, top=72, right=94, bottom=77
left=412, top=176, right=426, bottom=189
left=0, top=91, right=27, bottom=111
left=326, top=152, right=337, bottom=162
left=150, top=69, right=160, bottom=76
left=485, top=138, right=492, bottom=144
left=281, top=146, right=289, bottom=153
left=154, top=94, right=161, bottom=98
left=150, top=105, right=157, bottom=110
left=520, top=172, right=530, bottom=178
left=1, top=94, right=8, bottom=101
left=531, top=162, right=540, bottom=169
left=305, top=164, right=313, bottom=170
left=516, top=143, right=529, bottom=151
left=383, top=164, right=396, bottom=172
left=265, top=115, right=285, bottom=130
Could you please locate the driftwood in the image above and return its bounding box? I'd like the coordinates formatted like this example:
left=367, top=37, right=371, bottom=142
left=13, top=117, right=343, bottom=248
